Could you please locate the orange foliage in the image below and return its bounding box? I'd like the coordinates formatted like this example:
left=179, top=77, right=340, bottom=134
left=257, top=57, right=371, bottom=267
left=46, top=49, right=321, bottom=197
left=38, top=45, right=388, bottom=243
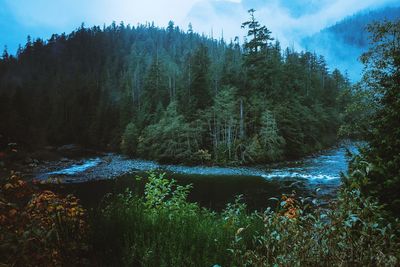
left=280, top=194, right=299, bottom=219
left=0, top=171, right=89, bottom=266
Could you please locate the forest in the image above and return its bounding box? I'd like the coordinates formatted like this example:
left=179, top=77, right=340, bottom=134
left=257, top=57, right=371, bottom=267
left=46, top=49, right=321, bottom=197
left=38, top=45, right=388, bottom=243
left=0, top=9, right=351, bottom=165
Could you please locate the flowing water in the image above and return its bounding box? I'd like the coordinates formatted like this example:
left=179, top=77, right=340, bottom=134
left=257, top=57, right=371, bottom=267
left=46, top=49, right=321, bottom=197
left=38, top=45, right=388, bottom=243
left=35, top=142, right=359, bottom=210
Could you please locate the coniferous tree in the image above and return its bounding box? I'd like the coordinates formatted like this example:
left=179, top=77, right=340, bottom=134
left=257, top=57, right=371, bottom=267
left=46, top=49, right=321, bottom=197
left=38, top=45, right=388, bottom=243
left=141, top=56, right=169, bottom=123
left=191, top=44, right=212, bottom=111
left=241, top=8, right=274, bottom=95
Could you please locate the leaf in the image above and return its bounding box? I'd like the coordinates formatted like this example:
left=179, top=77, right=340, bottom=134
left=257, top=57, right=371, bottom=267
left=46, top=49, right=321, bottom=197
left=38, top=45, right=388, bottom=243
left=3, top=183, right=13, bottom=190
left=8, top=209, right=17, bottom=217
left=236, top=227, right=244, bottom=235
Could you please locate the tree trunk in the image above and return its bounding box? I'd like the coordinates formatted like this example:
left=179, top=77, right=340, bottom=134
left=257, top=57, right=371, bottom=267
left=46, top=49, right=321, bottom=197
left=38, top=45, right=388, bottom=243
left=240, top=98, right=244, bottom=139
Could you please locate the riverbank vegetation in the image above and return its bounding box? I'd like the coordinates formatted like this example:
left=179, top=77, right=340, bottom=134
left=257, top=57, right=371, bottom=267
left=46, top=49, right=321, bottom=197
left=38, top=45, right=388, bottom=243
left=1, top=170, right=399, bottom=266
left=0, top=10, right=351, bottom=164
left=90, top=172, right=399, bottom=266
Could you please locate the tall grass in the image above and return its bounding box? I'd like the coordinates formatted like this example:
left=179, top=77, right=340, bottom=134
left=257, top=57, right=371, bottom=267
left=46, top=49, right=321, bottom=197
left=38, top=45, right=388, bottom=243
left=91, top=172, right=400, bottom=266
left=91, top=173, right=236, bottom=266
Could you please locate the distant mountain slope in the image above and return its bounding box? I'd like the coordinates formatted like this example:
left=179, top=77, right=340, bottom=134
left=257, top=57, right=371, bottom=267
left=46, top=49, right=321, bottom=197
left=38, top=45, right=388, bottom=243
left=302, top=6, right=400, bottom=81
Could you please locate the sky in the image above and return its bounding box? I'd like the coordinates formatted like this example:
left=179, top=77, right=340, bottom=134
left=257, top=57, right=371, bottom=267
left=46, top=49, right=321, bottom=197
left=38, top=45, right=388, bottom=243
left=0, top=0, right=399, bottom=67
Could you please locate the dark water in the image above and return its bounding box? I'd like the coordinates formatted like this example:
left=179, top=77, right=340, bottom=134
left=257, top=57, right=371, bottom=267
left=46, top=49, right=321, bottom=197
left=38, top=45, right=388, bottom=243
left=36, top=142, right=358, bottom=211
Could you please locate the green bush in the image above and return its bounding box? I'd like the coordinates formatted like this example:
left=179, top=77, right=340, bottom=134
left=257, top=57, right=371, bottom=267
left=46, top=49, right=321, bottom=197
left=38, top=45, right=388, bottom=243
left=92, top=172, right=236, bottom=266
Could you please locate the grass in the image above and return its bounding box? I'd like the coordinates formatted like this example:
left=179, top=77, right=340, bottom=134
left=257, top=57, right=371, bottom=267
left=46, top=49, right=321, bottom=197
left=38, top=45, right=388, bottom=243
left=91, top=173, right=236, bottom=266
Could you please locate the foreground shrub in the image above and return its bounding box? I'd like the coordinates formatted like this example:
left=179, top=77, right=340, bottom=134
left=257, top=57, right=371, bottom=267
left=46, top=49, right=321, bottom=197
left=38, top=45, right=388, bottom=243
left=92, top=172, right=400, bottom=267
left=0, top=172, right=89, bottom=266
left=231, top=190, right=399, bottom=266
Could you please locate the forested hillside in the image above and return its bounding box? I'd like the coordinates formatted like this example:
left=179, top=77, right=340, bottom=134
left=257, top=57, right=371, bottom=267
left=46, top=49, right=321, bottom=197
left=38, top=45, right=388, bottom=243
left=0, top=10, right=350, bottom=164
left=302, top=6, right=400, bottom=81
left=306, top=6, right=400, bottom=48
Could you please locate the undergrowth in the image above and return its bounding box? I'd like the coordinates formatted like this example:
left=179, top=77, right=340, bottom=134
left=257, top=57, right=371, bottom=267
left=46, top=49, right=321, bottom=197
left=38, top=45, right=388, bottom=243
left=92, top=172, right=400, bottom=266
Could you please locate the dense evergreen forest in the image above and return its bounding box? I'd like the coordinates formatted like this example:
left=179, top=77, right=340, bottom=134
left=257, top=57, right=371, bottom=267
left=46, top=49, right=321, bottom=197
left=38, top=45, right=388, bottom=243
left=0, top=10, right=350, bottom=164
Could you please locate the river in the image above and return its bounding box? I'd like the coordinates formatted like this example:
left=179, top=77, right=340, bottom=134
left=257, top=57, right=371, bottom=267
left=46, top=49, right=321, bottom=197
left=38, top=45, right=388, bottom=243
left=35, top=141, right=359, bottom=210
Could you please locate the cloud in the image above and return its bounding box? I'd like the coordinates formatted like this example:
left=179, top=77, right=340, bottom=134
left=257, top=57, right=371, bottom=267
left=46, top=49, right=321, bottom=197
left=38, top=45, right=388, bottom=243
left=183, top=0, right=246, bottom=38
left=183, top=0, right=399, bottom=48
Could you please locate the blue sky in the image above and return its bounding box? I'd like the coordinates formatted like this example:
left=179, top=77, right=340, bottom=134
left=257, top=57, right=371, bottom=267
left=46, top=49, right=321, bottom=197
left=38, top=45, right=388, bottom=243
left=1, top=0, right=399, bottom=55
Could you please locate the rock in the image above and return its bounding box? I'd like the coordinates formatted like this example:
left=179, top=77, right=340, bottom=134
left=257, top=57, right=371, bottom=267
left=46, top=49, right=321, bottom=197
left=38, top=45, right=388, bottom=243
left=57, top=144, right=81, bottom=152
left=44, top=146, right=55, bottom=151
left=56, top=144, right=96, bottom=157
